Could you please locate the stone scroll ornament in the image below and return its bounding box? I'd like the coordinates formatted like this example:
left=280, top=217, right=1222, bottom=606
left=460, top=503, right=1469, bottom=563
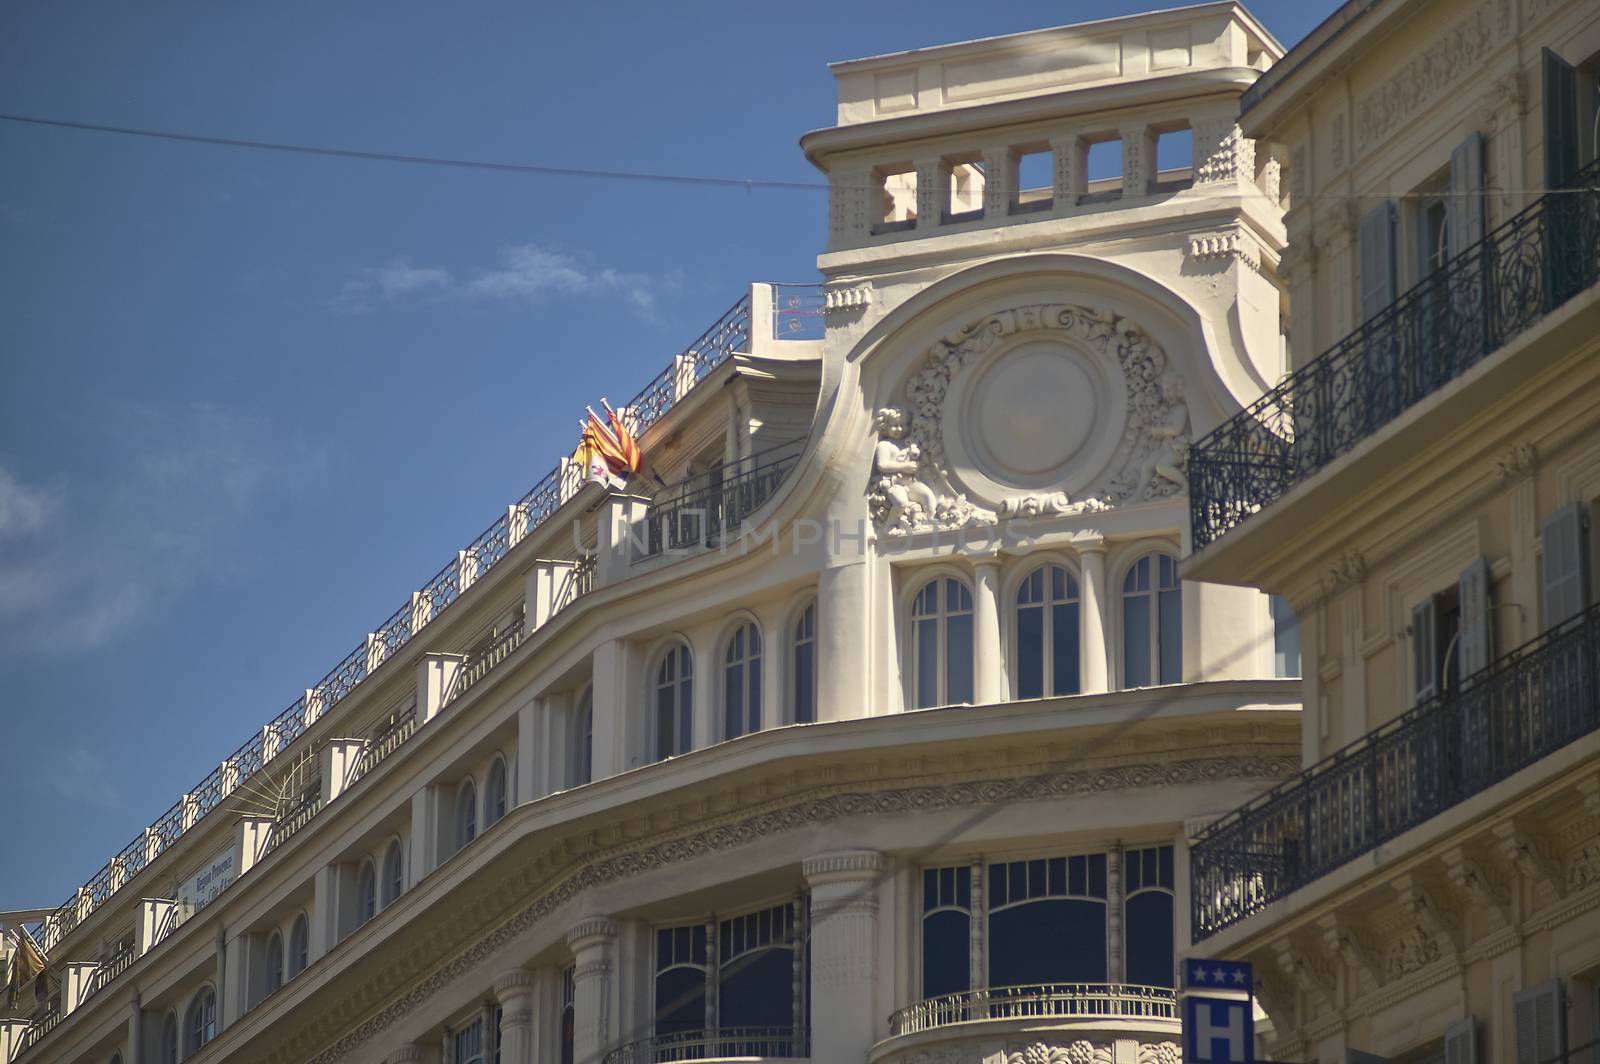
left=869, top=304, right=1191, bottom=536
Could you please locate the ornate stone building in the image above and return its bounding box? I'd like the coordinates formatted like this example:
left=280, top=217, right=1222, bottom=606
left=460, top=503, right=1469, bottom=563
left=1182, top=0, right=1600, bottom=1060
left=0, top=5, right=1303, bottom=1064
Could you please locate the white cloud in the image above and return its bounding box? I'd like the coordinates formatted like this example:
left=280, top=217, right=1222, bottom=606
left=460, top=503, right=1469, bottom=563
left=0, top=404, right=327, bottom=659
left=48, top=748, right=122, bottom=811
left=336, top=243, right=668, bottom=318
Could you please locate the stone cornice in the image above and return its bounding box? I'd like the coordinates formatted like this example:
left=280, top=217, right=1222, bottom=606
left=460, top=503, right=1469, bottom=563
left=802, top=850, right=887, bottom=883
left=565, top=917, right=618, bottom=950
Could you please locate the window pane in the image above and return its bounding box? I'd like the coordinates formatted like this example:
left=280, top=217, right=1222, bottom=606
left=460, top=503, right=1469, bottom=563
left=725, top=660, right=744, bottom=739
left=1052, top=600, right=1080, bottom=695
left=657, top=682, right=675, bottom=761
left=1125, top=891, right=1175, bottom=987
left=1272, top=595, right=1302, bottom=678
left=915, top=617, right=939, bottom=708
left=748, top=653, right=762, bottom=732
left=794, top=641, right=815, bottom=723
left=1124, top=595, right=1151, bottom=688
left=1017, top=604, right=1044, bottom=699
left=654, top=968, right=706, bottom=1038
left=1158, top=586, right=1182, bottom=684
left=720, top=947, right=795, bottom=1028
left=946, top=613, right=973, bottom=704
left=989, top=899, right=1107, bottom=987
left=922, top=910, right=971, bottom=998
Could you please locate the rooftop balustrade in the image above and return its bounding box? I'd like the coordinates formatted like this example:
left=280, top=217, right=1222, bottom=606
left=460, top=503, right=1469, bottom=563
left=1190, top=597, right=1600, bottom=942
left=886, top=983, right=1179, bottom=1038
left=636, top=439, right=807, bottom=559
left=1188, top=159, right=1600, bottom=554
left=15, top=283, right=823, bottom=1052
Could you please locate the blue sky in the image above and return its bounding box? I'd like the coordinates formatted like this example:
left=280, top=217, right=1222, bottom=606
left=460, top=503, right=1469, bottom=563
left=0, top=0, right=1335, bottom=910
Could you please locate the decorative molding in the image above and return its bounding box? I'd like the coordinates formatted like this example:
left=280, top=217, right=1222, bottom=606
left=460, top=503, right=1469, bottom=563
left=1442, top=847, right=1512, bottom=927
left=870, top=303, right=1190, bottom=535
left=1390, top=874, right=1462, bottom=957
left=1495, top=820, right=1566, bottom=900
left=825, top=285, right=872, bottom=315
left=390, top=1047, right=423, bottom=1063
left=1495, top=442, right=1538, bottom=480
left=802, top=849, right=886, bottom=881
left=1187, top=229, right=1262, bottom=271
left=301, top=752, right=1298, bottom=1064
left=1329, top=113, right=1347, bottom=173
left=997, top=492, right=1110, bottom=519
left=1194, top=120, right=1253, bottom=185
left=565, top=916, right=617, bottom=949
left=1383, top=924, right=1443, bottom=980
left=1273, top=939, right=1335, bottom=1009
left=492, top=969, right=535, bottom=994
left=1005, top=1039, right=1113, bottom=1064
left=1354, top=0, right=1510, bottom=153
left=1322, top=550, right=1367, bottom=592
left=1318, top=912, right=1383, bottom=989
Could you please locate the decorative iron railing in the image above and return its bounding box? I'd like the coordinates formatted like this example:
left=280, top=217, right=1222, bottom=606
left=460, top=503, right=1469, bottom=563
left=1191, top=598, right=1600, bottom=941
left=32, top=283, right=821, bottom=960
left=637, top=439, right=807, bottom=559
left=887, top=983, right=1179, bottom=1037
left=1189, top=160, right=1600, bottom=552
left=355, top=704, right=419, bottom=779
left=266, top=786, right=324, bottom=855
left=448, top=619, right=529, bottom=703
left=603, top=1026, right=810, bottom=1063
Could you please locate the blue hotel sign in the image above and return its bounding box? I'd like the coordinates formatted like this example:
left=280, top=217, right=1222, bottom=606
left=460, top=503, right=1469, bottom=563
left=1183, top=959, right=1254, bottom=1064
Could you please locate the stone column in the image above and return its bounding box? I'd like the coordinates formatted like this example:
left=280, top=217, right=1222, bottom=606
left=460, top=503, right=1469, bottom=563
left=803, top=851, right=885, bottom=1062
left=590, top=639, right=628, bottom=776
left=1051, top=132, right=1085, bottom=207
left=1120, top=124, right=1153, bottom=196
left=1078, top=538, right=1111, bottom=693
left=410, top=787, right=438, bottom=884
left=981, top=144, right=1016, bottom=216
left=914, top=158, right=943, bottom=227
left=516, top=699, right=541, bottom=802
left=311, top=864, right=338, bottom=962
left=222, top=929, right=253, bottom=1025
left=816, top=561, right=869, bottom=721
left=494, top=970, right=537, bottom=1064
left=567, top=917, right=617, bottom=1064
left=971, top=558, right=1004, bottom=704
left=127, top=991, right=143, bottom=1064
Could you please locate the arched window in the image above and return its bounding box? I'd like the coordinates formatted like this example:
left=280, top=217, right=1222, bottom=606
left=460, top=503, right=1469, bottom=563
left=791, top=601, right=817, bottom=724
left=1122, top=553, right=1182, bottom=688
left=921, top=866, right=972, bottom=1000
left=159, top=1012, right=178, bottom=1064
left=909, top=576, right=974, bottom=708
left=571, top=687, right=593, bottom=787
left=987, top=853, right=1108, bottom=988
left=1123, top=845, right=1176, bottom=988
left=185, top=986, right=216, bottom=1053
left=381, top=840, right=404, bottom=909
left=723, top=621, right=763, bottom=740
left=718, top=904, right=799, bottom=1049
left=1014, top=564, right=1081, bottom=699
left=456, top=779, right=478, bottom=851
left=356, top=859, right=377, bottom=927
left=486, top=758, right=508, bottom=827
left=654, top=643, right=694, bottom=761
left=654, top=924, right=709, bottom=1042
left=288, top=913, right=309, bottom=977
left=265, top=930, right=285, bottom=994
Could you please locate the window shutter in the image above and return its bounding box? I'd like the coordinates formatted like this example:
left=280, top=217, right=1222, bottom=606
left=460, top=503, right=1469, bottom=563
left=1359, top=201, right=1398, bottom=324
left=1540, top=503, right=1591, bottom=630
left=1542, top=49, right=1579, bottom=188
left=1458, top=558, right=1491, bottom=678
left=1513, top=980, right=1566, bottom=1064
left=1412, top=597, right=1438, bottom=704
left=1448, top=133, right=1486, bottom=256
left=1444, top=1015, right=1478, bottom=1064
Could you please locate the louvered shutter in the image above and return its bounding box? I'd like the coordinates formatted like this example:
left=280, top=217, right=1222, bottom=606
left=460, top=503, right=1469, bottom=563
left=1540, top=503, right=1591, bottom=630
left=1412, top=597, right=1438, bottom=704
left=1513, top=980, right=1566, bottom=1064
left=1444, top=1015, right=1478, bottom=1064
left=1542, top=49, right=1579, bottom=188
left=1360, top=201, right=1398, bottom=324
left=1458, top=558, right=1491, bottom=678
left=1448, top=133, right=1485, bottom=256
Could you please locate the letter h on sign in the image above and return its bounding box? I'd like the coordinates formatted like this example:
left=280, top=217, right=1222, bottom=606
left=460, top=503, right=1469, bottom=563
left=1185, top=995, right=1253, bottom=1064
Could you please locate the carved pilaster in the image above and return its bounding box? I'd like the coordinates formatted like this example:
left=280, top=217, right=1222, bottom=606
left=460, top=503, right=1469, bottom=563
left=1317, top=912, right=1384, bottom=990
left=1051, top=132, right=1085, bottom=206
left=914, top=159, right=942, bottom=226
left=1495, top=819, right=1566, bottom=901
left=566, top=918, right=617, bottom=1064
left=1272, top=938, right=1335, bottom=1011
left=1390, top=873, right=1462, bottom=958
left=1442, top=847, right=1512, bottom=926
left=804, top=851, right=884, bottom=1062
left=1121, top=125, right=1153, bottom=195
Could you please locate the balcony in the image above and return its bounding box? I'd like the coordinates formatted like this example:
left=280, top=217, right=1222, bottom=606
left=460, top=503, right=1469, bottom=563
left=603, top=1026, right=810, bottom=1063
left=1190, top=599, right=1600, bottom=942
left=873, top=984, right=1179, bottom=1064
left=1188, top=159, right=1600, bottom=554
left=636, top=439, right=806, bottom=559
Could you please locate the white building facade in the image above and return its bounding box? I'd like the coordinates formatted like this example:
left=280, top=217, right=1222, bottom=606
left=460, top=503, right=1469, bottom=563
left=0, top=6, right=1304, bottom=1064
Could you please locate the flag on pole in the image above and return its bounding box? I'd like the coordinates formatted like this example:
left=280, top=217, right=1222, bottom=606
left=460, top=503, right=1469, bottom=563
left=601, top=399, right=642, bottom=475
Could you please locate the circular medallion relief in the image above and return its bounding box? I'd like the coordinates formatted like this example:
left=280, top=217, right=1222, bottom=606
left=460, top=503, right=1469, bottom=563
left=942, top=335, right=1123, bottom=497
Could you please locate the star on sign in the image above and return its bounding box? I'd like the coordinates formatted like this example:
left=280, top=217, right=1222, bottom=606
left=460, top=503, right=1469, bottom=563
left=1231, top=968, right=1249, bottom=985
left=1190, top=963, right=1208, bottom=982
left=1212, top=967, right=1229, bottom=984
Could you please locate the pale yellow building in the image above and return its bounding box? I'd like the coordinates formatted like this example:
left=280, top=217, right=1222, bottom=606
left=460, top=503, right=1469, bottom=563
left=1182, top=0, right=1600, bottom=1060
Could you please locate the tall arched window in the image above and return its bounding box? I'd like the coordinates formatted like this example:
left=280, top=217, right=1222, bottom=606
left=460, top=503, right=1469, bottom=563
left=288, top=913, right=309, bottom=977
left=1123, top=845, right=1175, bottom=988
left=486, top=758, right=508, bottom=827
left=356, top=859, right=377, bottom=927
left=456, top=779, right=478, bottom=851
left=909, top=577, right=974, bottom=708
left=791, top=601, right=817, bottom=724
left=159, top=1012, right=178, bottom=1064
left=987, top=853, right=1107, bottom=988
left=654, top=924, right=709, bottom=1042
left=718, top=904, right=799, bottom=1046
left=185, top=986, right=216, bottom=1053
left=265, top=930, right=285, bottom=994
left=1122, top=553, right=1182, bottom=688
left=921, top=866, right=972, bottom=1000
left=723, top=621, right=763, bottom=740
left=654, top=643, right=694, bottom=761
left=381, top=840, right=404, bottom=909
left=1014, top=564, right=1081, bottom=699
left=572, top=687, right=593, bottom=787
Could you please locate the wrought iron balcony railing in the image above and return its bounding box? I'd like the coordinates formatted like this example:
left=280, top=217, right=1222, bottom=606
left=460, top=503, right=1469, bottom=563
left=1191, top=598, right=1600, bottom=941
left=30, top=283, right=821, bottom=964
left=637, top=439, right=807, bottom=559
left=603, top=1026, right=810, bottom=1063
left=1189, top=159, right=1600, bottom=553
left=887, top=983, right=1179, bottom=1037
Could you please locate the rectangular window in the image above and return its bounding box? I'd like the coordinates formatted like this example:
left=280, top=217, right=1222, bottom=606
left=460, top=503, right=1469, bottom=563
left=1014, top=146, right=1053, bottom=213
left=944, top=157, right=985, bottom=223
left=874, top=165, right=918, bottom=233
left=1513, top=979, right=1567, bottom=1064
left=1153, top=127, right=1194, bottom=189
left=1084, top=137, right=1123, bottom=201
